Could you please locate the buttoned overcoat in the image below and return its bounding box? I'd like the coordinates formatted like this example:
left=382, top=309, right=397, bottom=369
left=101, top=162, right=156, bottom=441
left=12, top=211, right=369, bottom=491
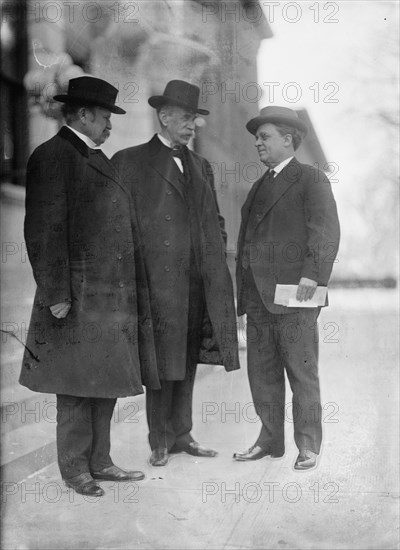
left=20, top=127, right=160, bottom=397
left=112, top=135, right=240, bottom=380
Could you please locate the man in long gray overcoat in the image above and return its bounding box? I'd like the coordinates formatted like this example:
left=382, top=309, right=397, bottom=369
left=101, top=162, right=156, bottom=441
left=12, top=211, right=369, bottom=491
left=20, top=77, right=159, bottom=496
left=112, top=80, right=240, bottom=466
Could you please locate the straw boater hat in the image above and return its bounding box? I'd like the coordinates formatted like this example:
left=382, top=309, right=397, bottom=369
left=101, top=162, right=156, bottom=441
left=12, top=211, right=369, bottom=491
left=54, top=76, right=126, bottom=114
left=148, top=80, right=209, bottom=115
left=246, top=106, right=308, bottom=135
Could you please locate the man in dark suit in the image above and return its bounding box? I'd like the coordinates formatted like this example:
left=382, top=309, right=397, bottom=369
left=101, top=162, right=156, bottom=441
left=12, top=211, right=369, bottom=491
left=234, top=106, right=340, bottom=470
left=112, top=80, right=240, bottom=467
left=20, top=77, right=159, bottom=496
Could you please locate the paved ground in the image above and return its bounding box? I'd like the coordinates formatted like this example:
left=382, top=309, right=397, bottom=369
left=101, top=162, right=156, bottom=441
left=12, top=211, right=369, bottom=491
left=1, top=193, right=399, bottom=550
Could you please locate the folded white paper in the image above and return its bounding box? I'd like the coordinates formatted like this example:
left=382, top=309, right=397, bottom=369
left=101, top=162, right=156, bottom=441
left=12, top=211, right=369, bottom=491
left=274, top=284, right=327, bottom=308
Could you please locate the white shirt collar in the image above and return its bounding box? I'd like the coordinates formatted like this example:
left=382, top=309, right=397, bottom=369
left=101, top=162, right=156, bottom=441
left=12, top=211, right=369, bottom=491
left=157, top=133, right=173, bottom=149
left=271, top=156, right=294, bottom=176
left=66, top=125, right=99, bottom=149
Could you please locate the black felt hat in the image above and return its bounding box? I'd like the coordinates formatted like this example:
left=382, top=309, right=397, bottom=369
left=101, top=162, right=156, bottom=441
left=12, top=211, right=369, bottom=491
left=148, top=80, right=209, bottom=115
left=54, top=76, right=126, bottom=114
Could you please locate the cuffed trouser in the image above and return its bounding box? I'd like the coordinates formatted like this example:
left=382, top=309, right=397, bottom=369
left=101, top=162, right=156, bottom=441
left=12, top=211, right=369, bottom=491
left=56, top=395, right=116, bottom=479
left=245, top=273, right=322, bottom=455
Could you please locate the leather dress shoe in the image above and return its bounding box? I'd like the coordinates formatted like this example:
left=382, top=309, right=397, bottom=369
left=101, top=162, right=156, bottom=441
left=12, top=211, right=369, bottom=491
left=64, top=472, right=104, bottom=497
left=294, top=449, right=318, bottom=470
left=171, top=441, right=218, bottom=457
left=149, top=448, right=169, bottom=467
left=233, top=445, right=284, bottom=461
left=92, top=464, right=145, bottom=481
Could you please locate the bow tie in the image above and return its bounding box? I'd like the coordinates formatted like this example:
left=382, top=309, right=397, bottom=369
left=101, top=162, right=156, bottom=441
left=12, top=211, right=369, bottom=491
left=171, top=146, right=186, bottom=160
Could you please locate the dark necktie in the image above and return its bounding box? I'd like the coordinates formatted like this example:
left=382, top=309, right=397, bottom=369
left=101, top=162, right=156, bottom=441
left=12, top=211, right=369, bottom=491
left=265, top=168, right=276, bottom=183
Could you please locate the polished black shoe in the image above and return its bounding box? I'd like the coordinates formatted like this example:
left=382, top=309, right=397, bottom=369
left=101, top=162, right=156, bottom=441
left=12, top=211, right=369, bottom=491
left=233, top=445, right=284, bottom=461
left=171, top=441, right=218, bottom=457
left=92, top=464, right=145, bottom=482
left=64, top=473, right=104, bottom=497
left=149, top=448, right=169, bottom=467
left=294, top=449, right=318, bottom=471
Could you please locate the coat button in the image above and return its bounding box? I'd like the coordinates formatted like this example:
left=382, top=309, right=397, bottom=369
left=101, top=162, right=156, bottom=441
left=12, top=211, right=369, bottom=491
left=115, top=226, right=121, bottom=232
left=116, top=254, right=122, bottom=260
left=165, top=215, right=171, bottom=221
left=164, top=266, right=170, bottom=272
left=166, top=190, right=172, bottom=195
left=119, top=282, right=125, bottom=288
left=164, top=240, right=170, bottom=246
left=112, top=198, right=117, bottom=203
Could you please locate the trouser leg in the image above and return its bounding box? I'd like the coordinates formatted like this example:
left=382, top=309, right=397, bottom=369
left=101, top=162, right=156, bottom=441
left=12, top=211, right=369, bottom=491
left=146, top=383, right=175, bottom=451
left=246, top=303, right=286, bottom=454
left=89, top=397, right=116, bottom=471
left=171, top=361, right=197, bottom=448
left=56, top=395, right=93, bottom=479
left=56, top=395, right=116, bottom=479
left=276, top=309, right=322, bottom=454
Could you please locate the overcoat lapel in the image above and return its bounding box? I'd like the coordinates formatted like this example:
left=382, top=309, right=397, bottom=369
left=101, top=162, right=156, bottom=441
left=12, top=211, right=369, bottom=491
left=186, top=150, right=203, bottom=185
left=87, top=150, right=121, bottom=186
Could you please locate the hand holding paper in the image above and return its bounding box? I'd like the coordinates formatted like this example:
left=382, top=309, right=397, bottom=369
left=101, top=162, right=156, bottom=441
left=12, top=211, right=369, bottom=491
left=274, top=283, right=327, bottom=308
left=296, top=277, right=318, bottom=301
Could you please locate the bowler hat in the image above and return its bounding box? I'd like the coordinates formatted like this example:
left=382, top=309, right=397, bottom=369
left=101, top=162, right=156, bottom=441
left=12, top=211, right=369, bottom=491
left=148, top=80, right=209, bottom=115
left=54, top=76, right=126, bottom=114
left=246, top=106, right=307, bottom=135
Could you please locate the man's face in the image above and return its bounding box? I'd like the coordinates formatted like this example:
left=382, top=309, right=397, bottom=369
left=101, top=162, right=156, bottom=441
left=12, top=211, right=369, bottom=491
left=254, top=123, right=289, bottom=167
left=161, top=106, right=196, bottom=146
left=84, top=106, right=112, bottom=145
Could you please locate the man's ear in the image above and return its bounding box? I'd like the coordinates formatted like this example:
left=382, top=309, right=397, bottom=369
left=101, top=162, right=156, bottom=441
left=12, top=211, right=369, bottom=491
left=158, top=109, right=169, bottom=127
left=283, top=133, right=293, bottom=148
left=78, top=107, right=87, bottom=123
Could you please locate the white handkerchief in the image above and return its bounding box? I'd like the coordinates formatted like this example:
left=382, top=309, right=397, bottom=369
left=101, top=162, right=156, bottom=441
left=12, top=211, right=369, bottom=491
left=274, top=284, right=327, bottom=308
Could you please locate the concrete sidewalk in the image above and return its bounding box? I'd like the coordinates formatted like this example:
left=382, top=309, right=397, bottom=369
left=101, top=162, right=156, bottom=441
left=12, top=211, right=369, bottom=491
left=1, top=193, right=399, bottom=549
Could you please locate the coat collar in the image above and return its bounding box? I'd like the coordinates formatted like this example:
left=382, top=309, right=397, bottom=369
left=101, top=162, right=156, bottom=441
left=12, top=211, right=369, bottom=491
left=58, top=125, right=90, bottom=157
left=58, top=126, right=122, bottom=187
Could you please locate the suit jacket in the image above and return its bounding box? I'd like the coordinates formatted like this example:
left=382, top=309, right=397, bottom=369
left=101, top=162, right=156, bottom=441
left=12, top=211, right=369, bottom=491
left=20, top=126, right=160, bottom=397
left=236, top=157, right=340, bottom=316
left=112, top=135, right=240, bottom=380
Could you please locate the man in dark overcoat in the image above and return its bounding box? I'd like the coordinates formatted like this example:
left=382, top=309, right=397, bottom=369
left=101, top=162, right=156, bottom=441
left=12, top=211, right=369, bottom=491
left=112, top=80, right=240, bottom=466
left=20, top=76, right=159, bottom=496
left=234, top=106, right=340, bottom=470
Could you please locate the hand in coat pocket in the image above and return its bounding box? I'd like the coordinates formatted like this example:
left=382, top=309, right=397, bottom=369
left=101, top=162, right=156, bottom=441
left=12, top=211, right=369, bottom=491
left=50, top=302, right=71, bottom=318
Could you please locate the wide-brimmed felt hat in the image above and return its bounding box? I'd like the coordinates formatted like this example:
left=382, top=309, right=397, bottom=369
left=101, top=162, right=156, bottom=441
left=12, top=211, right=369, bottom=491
left=54, top=76, right=126, bottom=114
left=148, top=80, right=209, bottom=115
left=246, top=106, right=308, bottom=135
